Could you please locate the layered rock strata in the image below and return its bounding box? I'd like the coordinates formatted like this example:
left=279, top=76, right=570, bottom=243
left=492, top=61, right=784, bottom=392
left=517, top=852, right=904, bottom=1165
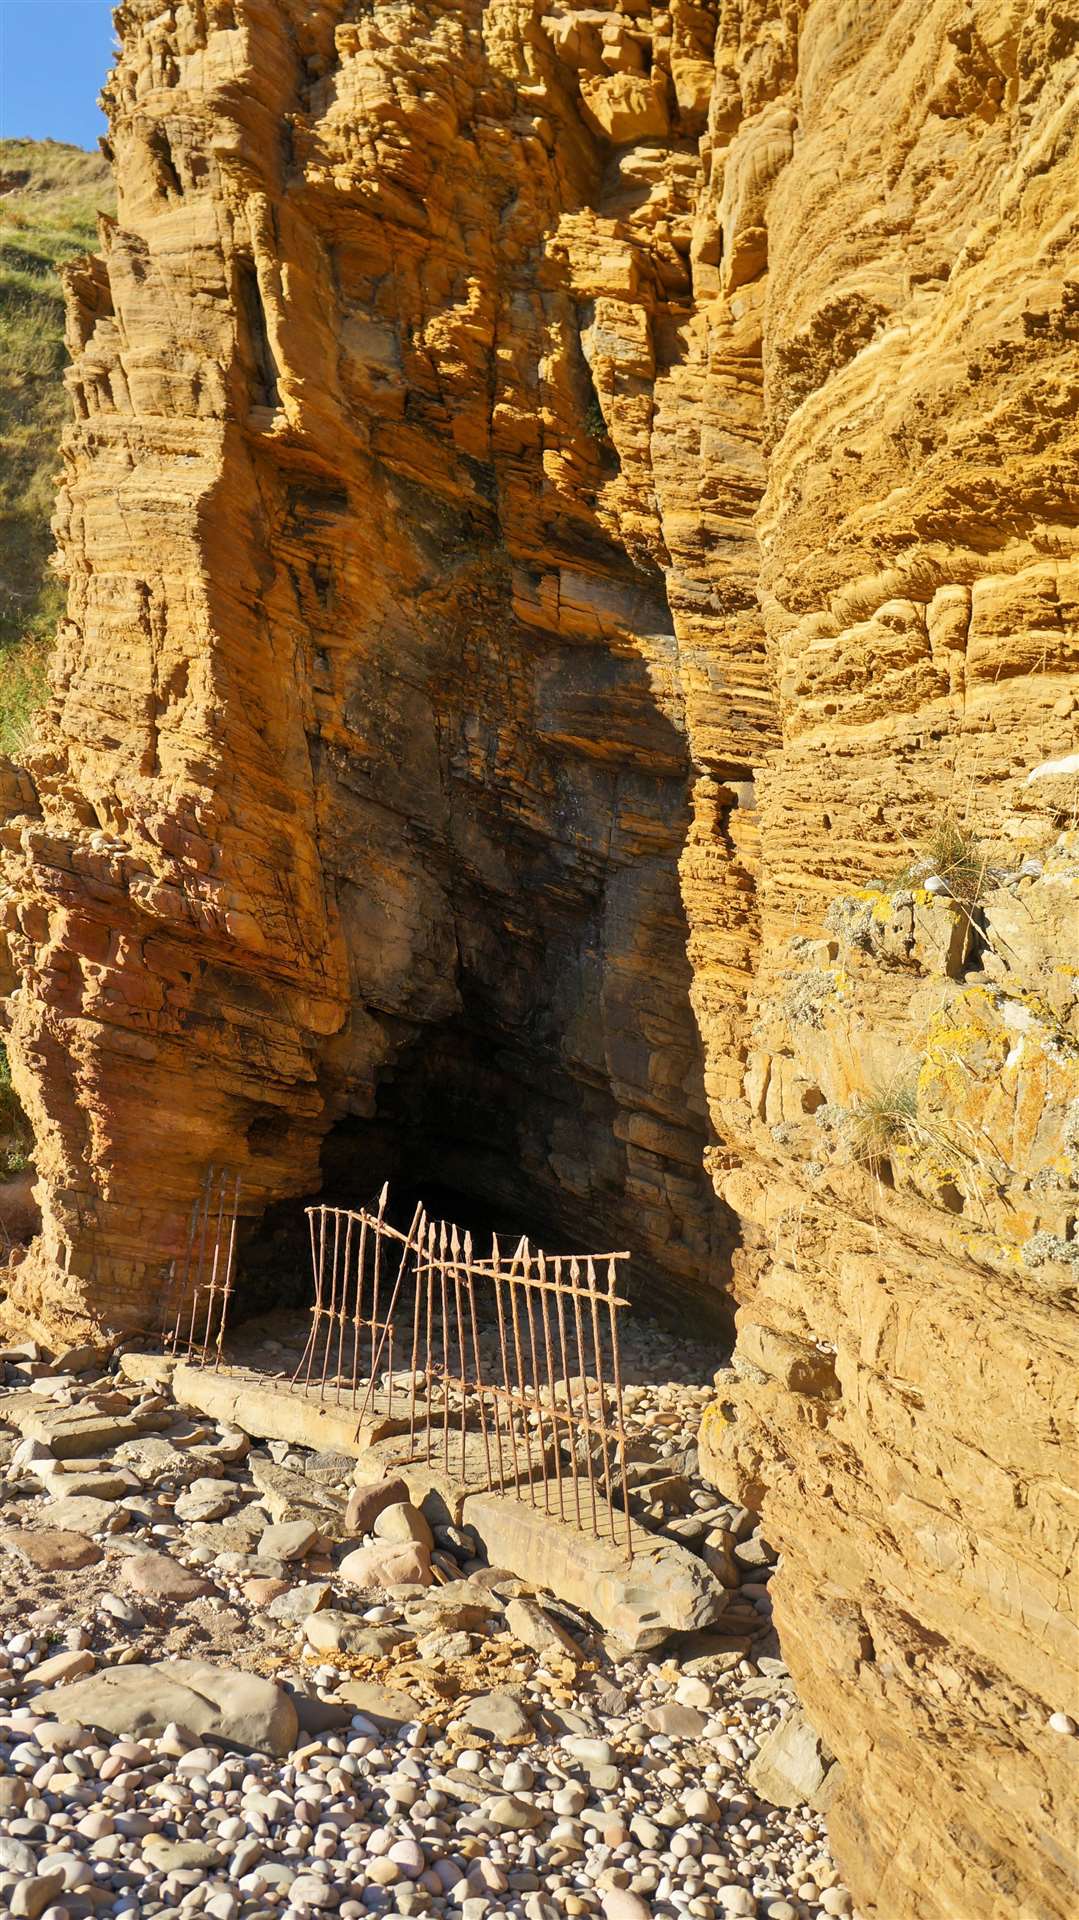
left=0, top=3, right=1077, bottom=1918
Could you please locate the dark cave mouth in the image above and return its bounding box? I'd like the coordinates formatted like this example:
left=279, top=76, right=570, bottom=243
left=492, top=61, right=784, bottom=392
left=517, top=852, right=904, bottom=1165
left=229, top=990, right=736, bottom=1339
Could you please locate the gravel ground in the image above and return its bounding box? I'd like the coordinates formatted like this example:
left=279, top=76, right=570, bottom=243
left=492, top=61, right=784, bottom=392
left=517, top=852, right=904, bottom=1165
left=0, top=1320, right=859, bottom=1920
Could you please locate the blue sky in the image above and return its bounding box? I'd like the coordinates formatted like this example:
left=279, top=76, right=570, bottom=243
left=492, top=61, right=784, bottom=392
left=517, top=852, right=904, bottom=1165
left=0, top=0, right=116, bottom=150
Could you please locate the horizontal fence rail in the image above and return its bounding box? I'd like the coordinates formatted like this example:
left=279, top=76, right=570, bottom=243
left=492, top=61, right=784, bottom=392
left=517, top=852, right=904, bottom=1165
left=299, top=1188, right=635, bottom=1556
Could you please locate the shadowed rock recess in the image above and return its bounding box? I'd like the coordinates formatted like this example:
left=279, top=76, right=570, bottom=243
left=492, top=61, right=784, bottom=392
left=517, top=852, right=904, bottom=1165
left=0, top=2, right=1076, bottom=1916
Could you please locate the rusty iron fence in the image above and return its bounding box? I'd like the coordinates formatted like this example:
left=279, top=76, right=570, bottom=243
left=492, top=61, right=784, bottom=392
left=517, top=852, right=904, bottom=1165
left=163, top=1165, right=243, bottom=1364
left=294, top=1188, right=635, bottom=1555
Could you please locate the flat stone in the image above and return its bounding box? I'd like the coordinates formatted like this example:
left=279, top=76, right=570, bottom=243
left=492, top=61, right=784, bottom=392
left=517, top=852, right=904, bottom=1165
left=1, top=1528, right=103, bottom=1571
left=37, top=1464, right=139, bottom=1500
left=403, top=1578, right=496, bottom=1633
left=485, top=1793, right=542, bottom=1831
left=459, top=1690, right=534, bottom=1742
left=31, top=1659, right=299, bottom=1754
left=303, top=1612, right=411, bottom=1656
left=116, top=1352, right=178, bottom=1392
left=111, top=1435, right=200, bottom=1484
left=505, top=1596, right=583, bottom=1663
left=120, top=1550, right=214, bottom=1603
left=2, top=1397, right=169, bottom=1458
left=644, top=1702, right=708, bottom=1738
left=258, top=1519, right=323, bottom=1561
left=171, top=1363, right=413, bottom=1455
left=249, top=1457, right=344, bottom=1528
left=41, top=1495, right=127, bottom=1535
left=186, top=1510, right=268, bottom=1555
left=747, top=1707, right=838, bottom=1811
left=174, top=1477, right=235, bottom=1521
left=142, top=1835, right=223, bottom=1870
left=242, top=1577, right=292, bottom=1608
left=265, top=1581, right=333, bottom=1624
left=334, top=1680, right=422, bottom=1728
left=462, top=1488, right=727, bottom=1650
left=29, top=1649, right=95, bottom=1687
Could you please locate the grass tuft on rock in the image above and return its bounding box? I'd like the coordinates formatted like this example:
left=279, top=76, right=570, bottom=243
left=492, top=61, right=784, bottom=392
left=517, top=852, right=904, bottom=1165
left=0, top=139, right=114, bottom=753
left=0, top=1040, right=33, bottom=1175
left=892, top=816, right=992, bottom=909
left=846, top=1074, right=921, bottom=1176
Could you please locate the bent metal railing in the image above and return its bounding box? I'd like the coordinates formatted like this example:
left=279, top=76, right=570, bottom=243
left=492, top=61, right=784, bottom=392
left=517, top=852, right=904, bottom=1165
left=294, top=1188, right=635, bottom=1556
left=163, top=1165, right=243, bottom=1365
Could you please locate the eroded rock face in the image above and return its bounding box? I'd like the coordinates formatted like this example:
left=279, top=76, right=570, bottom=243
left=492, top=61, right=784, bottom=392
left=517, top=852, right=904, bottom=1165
left=0, top=3, right=1077, bottom=1917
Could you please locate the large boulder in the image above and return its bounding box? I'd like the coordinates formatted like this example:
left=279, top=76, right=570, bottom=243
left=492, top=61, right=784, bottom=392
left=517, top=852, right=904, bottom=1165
left=462, top=1488, right=727, bottom=1651
left=31, top=1660, right=298, bottom=1755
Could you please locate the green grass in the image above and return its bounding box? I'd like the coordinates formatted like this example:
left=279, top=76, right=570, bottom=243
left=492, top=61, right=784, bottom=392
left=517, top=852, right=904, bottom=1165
left=846, top=1073, right=922, bottom=1177
left=892, top=816, right=992, bottom=909
left=0, top=139, right=115, bottom=752
left=0, top=1039, right=32, bottom=1175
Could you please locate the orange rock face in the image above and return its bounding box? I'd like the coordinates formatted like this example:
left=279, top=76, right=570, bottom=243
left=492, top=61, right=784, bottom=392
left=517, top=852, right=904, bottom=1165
left=1, top=2, right=1077, bottom=1915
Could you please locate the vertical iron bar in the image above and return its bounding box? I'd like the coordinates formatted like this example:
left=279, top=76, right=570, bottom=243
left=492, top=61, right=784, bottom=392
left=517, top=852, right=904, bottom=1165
left=304, top=1207, right=328, bottom=1391
left=213, top=1174, right=242, bottom=1371
left=439, top=1222, right=451, bottom=1476
left=334, top=1210, right=353, bottom=1406
left=186, top=1165, right=215, bottom=1361
left=569, top=1257, right=600, bottom=1538
left=200, top=1170, right=228, bottom=1363
left=507, top=1237, right=537, bottom=1508
left=607, top=1255, right=633, bottom=1559
left=465, top=1233, right=496, bottom=1492
left=554, top=1259, right=583, bottom=1530
left=369, top=1182, right=388, bottom=1410
left=537, top=1253, right=566, bottom=1522
left=451, top=1227, right=468, bottom=1481
left=522, top=1253, right=551, bottom=1514
left=424, top=1221, right=436, bottom=1466
left=491, top=1235, right=523, bottom=1496
left=317, top=1209, right=341, bottom=1402
left=407, top=1212, right=426, bottom=1458
left=292, top=1208, right=321, bottom=1387
left=586, top=1256, right=617, bottom=1544
left=349, top=1208, right=368, bottom=1411
left=354, top=1196, right=423, bottom=1423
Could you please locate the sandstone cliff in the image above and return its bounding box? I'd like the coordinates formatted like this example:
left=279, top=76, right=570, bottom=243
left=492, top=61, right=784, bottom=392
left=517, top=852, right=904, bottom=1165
left=0, top=2, right=1076, bottom=1917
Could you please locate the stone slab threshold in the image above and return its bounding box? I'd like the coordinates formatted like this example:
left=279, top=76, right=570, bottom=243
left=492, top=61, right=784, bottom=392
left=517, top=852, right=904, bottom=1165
left=120, top=1353, right=728, bottom=1649
left=122, top=1355, right=417, bottom=1456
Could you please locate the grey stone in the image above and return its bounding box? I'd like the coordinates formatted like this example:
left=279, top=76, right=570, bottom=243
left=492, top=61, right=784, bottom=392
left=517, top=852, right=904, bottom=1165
left=265, top=1582, right=333, bottom=1625
left=504, top=1596, right=583, bottom=1663
left=372, top=1501, right=434, bottom=1550
left=10, top=1872, right=66, bottom=1920
left=459, top=1690, right=534, bottom=1741
left=303, top=1612, right=410, bottom=1656
left=30, top=1659, right=299, bottom=1755
left=747, top=1707, right=837, bottom=1811
left=258, top=1519, right=323, bottom=1561
left=334, top=1681, right=422, bottom=1729
left=40, top=1494, right=127, bottom=1536
left=344, top=1476, right=411, bottom=1536
left=121, top=1550, right=214, bottom=1603
left=462, top=1488, right=726, bottom=1650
